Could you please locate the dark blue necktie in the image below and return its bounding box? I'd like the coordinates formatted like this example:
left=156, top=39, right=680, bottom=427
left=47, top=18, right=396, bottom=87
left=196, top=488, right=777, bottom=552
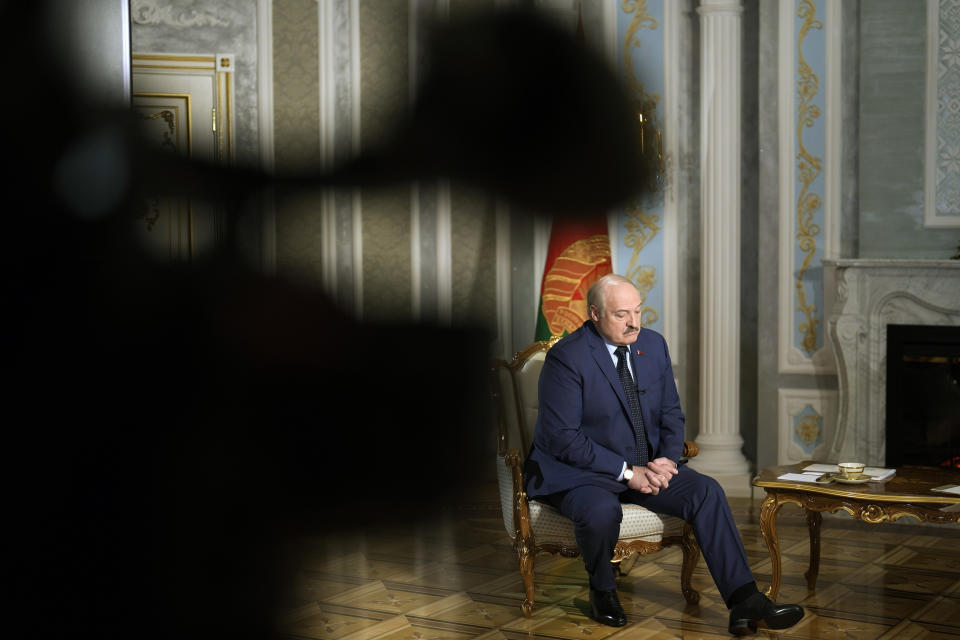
left=615, top=345, right=649, bottom=467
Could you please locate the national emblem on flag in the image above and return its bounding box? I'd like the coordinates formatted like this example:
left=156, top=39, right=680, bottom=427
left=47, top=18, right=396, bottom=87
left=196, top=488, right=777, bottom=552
left=534, top=217, right=613, bottom=341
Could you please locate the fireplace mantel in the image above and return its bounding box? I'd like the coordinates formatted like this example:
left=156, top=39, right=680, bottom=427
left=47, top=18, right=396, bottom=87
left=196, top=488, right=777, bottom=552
left=824, top=259, right=960, bottom=466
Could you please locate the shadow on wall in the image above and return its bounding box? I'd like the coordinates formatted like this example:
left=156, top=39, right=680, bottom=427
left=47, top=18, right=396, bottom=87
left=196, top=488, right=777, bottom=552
left=3, top=3, right=656, bottom=639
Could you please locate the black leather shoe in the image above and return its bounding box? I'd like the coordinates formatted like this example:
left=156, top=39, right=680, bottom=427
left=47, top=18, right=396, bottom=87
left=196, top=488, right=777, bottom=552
left=728, top=592, right=803, bottom=636
left=589, top=588, right=626, bottom=627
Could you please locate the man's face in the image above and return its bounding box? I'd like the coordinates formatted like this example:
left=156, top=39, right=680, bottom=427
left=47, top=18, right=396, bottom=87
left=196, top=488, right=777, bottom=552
left=589, top=282, right=644, bottom=346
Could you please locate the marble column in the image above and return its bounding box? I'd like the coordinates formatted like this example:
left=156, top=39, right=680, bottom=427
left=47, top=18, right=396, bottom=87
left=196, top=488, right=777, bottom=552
left=688, top=0, right=752, bottom=496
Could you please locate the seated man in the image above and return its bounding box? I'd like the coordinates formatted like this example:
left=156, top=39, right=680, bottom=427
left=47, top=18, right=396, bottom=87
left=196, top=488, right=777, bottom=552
left=523, top=274, right=803, bottom=636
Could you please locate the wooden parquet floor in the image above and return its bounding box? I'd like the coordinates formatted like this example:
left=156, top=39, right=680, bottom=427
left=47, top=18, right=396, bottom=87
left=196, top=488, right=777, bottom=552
left=277, top=482, right=960, bottom=639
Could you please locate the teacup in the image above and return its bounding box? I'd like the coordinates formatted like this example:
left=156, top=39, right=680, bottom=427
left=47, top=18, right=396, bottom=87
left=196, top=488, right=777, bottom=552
left=837, top=462, right=865, bottom=479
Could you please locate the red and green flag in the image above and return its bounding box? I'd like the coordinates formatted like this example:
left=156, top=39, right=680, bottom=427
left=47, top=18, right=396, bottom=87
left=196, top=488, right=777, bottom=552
left=533, top=5, right=612, bottom=342
left=534, top=217, right=613, bottom=341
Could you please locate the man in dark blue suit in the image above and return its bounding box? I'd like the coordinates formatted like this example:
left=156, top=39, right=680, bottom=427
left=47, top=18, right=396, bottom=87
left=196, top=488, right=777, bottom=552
left=524, top=274, right=803, bottom=636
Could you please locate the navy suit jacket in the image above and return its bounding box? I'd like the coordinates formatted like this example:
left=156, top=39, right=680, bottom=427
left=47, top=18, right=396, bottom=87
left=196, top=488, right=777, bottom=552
left=524, top=321, right=685, bottom=500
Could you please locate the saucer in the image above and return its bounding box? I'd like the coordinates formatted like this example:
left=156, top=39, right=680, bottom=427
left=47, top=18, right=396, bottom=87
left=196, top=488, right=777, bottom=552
left=832, top=473, right=872, bottom=484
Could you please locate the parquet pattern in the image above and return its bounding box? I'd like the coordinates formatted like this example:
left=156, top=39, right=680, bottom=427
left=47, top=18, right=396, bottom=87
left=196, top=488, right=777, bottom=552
left=278, top=484, right=960, bottom=639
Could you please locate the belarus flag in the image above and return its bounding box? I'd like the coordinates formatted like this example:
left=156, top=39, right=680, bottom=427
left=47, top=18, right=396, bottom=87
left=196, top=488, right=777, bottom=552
left=534, top=217, right=612, bottom=341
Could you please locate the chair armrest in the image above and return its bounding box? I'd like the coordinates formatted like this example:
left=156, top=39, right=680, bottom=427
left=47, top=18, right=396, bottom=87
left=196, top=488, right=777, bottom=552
left=682, top=440, right=699, bottom=458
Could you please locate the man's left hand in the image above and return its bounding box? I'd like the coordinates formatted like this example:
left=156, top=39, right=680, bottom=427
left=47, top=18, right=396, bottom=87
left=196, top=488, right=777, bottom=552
left=646, top=457, right=678, bottom=477
left=642, top=457, right=678, bottom=491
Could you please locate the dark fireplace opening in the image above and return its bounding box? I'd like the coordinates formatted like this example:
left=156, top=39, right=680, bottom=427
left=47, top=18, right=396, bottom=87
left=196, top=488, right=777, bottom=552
left=886, top=324, right=960, bottom=470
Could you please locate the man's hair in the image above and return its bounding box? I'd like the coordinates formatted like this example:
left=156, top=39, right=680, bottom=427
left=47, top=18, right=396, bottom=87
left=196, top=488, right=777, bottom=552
left=586, top=274, right=639, bottom=315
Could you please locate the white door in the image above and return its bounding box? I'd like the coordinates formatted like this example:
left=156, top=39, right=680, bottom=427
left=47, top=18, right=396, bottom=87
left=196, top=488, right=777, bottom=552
left=131, top=53, right=235, bottom=261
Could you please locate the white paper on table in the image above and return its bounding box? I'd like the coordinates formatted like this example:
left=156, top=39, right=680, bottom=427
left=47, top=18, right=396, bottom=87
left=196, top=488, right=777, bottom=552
left=777, top=472, right=825, bottom=483
left=931, top=484, right=960, bottom=496
left=801, top=464, right=896, bottom=481
left=802, top=464, right=839, bottom=475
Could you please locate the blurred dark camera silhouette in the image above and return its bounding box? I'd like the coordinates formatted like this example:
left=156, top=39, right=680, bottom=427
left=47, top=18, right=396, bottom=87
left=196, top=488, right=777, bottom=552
left=3, top=3, right=652, bottom=639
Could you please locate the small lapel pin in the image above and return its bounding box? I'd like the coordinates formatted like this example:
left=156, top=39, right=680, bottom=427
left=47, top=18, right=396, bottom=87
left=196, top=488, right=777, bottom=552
left=636, top=350, right=644, bottom=356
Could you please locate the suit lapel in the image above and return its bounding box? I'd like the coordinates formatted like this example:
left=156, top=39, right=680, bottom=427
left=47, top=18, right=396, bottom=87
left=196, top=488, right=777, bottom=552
left=628, top=334, right=653, bottom=427
left=587, top=328, right=636, bottom=428
left=628, top=344, right=644, bottom=388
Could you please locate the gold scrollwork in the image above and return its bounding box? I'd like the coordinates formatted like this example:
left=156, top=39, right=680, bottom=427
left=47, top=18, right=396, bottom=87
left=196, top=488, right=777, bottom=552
left=613, top=539, right=662, bottom=561
left=860, top=504, right=887, bottom=524
left=793, top=412, right=822, bottom=449
left=622, top=1, right=664, bottom=178
left=623, top=206, right=660, bottom=326
left=621, top=0, right=664, bottom=327
left=139, top=109, right=177, bottom=153
left=133, top=109, right=177, bottom=234
left=621, top=0, right=659, bottom=102
left=795, top=0, right=823, bottom=355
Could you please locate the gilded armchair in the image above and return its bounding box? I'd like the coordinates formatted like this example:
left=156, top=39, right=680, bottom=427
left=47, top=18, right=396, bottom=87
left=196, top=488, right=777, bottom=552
left=491, top=338, right=701, bottom=617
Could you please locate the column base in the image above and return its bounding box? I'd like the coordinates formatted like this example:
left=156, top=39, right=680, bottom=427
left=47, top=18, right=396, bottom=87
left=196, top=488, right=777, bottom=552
left=686, top=438, right=754, bottom=498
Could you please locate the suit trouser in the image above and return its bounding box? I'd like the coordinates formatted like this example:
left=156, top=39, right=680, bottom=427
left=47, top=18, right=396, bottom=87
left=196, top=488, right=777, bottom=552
left=540, top=466, right=754, bottom=605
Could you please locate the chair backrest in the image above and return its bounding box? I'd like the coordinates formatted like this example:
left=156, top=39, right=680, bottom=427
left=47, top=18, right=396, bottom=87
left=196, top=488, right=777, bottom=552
left=492, top=337, right=560, bottom=457
left=493, top=338, right=559, bottom=539
left=492, top=358, right=524, bottom=456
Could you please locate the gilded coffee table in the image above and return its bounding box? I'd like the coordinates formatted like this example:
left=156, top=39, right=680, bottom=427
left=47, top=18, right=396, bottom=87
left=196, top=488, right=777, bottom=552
left=753, top=462, right=960, bottom=599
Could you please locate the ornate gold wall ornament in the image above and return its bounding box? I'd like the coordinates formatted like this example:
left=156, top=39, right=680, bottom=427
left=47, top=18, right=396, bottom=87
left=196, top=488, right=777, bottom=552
left=138, top=109, right=177, bottom=153
left=134, top=109, right=177, bottom=233
left=131, top=0, right=230, bottom=28
left=795, top=0, right=823, bottom=355
left=623, top=1, right=665, bottom=184
left=541, top=235, right=611, bottom=337
left=623, top=206, right=660, bottom=327
left=620, top=1, right=664, bottom=329
left=621, top=0, right=659, bottom=105
left=793, top=412, right=822, bottom=449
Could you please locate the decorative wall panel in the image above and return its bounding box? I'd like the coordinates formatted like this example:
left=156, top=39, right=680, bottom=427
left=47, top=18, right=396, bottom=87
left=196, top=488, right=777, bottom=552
left=924, top=0, right=960, bottom=228
left=616, top=0, right=669, bottom=339
left=777, top=0, right=839, bottom=374
left=777, top=388, right=837, bottom=464
left=777, top=389, right=837, bottom=464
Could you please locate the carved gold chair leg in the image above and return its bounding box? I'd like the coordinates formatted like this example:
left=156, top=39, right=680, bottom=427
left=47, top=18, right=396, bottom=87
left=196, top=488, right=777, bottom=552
left=517, top=541, right=536, bottom=617
left=680, top=523, right=701, bottom=605
left=615, top=552, right=639, bottom=576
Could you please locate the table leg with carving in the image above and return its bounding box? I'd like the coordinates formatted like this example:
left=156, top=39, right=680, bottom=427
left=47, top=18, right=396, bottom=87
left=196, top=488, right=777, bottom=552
left=804, top=509, right=822, bottom=591
left=759, top=490, right=784, bottom=600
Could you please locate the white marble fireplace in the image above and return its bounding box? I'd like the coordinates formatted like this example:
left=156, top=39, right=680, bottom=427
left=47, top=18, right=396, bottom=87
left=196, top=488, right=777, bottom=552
left=824, top=259, right=960, bottom=466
